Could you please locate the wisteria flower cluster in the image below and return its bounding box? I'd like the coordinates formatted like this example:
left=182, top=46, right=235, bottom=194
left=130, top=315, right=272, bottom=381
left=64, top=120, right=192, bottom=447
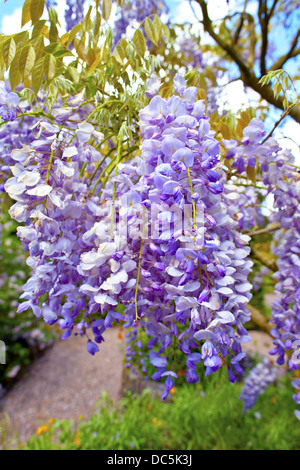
left=3, top=74, right=255, bottom=401
left=222, top=115, right=300, bottom=417
left=112, top=0, right=169, bottom=47
left=0, top=82, right=20, bottom=122
left=239, top=358, right=280, bottom=412
left=64, top=0, right=85, bottom=31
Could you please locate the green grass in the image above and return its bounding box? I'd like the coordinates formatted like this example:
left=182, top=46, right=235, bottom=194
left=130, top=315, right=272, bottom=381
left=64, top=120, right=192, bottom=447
left=17, top=371, right=300, bottom=451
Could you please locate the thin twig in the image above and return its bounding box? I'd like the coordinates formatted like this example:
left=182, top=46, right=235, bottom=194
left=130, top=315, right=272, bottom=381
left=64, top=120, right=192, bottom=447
left=247, top=223, right=280, bottom=237
left=261, top=102, right=299, bottom=144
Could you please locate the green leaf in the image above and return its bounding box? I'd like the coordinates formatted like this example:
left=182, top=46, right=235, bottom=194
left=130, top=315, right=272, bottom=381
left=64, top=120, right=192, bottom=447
left=283, top=98, right=289, bottom=110
left=48, top=5, right=59, bottom=25
left=2, top=38, right=16, bottom=69
left=283, top=74, right=289, bottom=89
left=102, top=0, right=112, bottom=22
left=19, top=87, right=34, bottom=105
left=55, top=77, right=75, bottom=95
left=246, top=165, right=256, bottom=184
left=49, top=21, right=59, bottom=43
left=144, top=18, right=156, bottom=45
left=44, top=53, right=56, bottom=81
left=21, top=0, right=32, bottom=27
left=162, top=23, right=170, bottom=42
left=152, top=15, right=162, bottom=44
left=94, top=11, right=101, bottom=37
left=9, top=49, right=22, bottom=90
left=53, top=49, right=73, bottom=59
left=31, top=19, right=47, bottom=39
left=68, top=65, right=80, bottom=83
left=133, top=29, right=146, bottom=57
left=67, top=24, right=83, bottom=46
left=30, top=0, right=45, bottom=26
left=12, top=31, right=30, bottom=46
left=86, top=81, right=97, bottom=99
left=273, top=82, right=282, bottom=98
left=113, top=45, right=124, bottom=63
left=19, top=45, right=36, bottom=78
left=31, top=57, right=44, bottom=95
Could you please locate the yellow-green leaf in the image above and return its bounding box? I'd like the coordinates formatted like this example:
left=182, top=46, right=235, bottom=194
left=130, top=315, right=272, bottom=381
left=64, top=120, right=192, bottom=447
left=144, top=18, right=157, bottom=45
left=19, top=45, right=36, bottom=78
left=94, top=11, right=101, bottom=37
left=133, top=29, right=146, bottom=57
left=86, top=53, right=101, bottom=75
left=68, top=65, right=80, bottom=83
left=21, top=0, right=32, bottom=27
left=162, top=23, right=170, bottom=42
left=2, top=38, right=16, bottom=69
left=31, top=19, right=48, bottom=39
left=102, top=0, right=112, bottom=22
left=113, top=46, right=123, bottom=63
left=31, top=57, right=44, bottom=95
left=30, top=0, right=45, bottom=25
left=67, top=24, right=83, bottom=46
left=9, top=49, right=22, bottom=90
left=246, top=165, right=256, bottom=184
left=152, top=15, right=162, bottom=44
left=49, top=21, right=59, bottom=43
left=44, top=53, right=56, bottom=81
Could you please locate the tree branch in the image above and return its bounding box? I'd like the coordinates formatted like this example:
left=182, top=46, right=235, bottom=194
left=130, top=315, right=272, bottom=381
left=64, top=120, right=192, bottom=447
left=268, top=28, right=300, bottom=71
left=195, top=0, right=300, bottom=123
left=261, top=102, right=299, bottom=143
left=267, top=0, right=280, bottom=21
left=247, top=222, right=280, bottom=237
left=196, top=0, right=253, bottom=76
left=258, top=0, right=268, bottom=76
left=233, top=12, right=256, bottom=66
left=247, top=304, right=274, bottom=333
left=251, top=246, right=277, bottom=272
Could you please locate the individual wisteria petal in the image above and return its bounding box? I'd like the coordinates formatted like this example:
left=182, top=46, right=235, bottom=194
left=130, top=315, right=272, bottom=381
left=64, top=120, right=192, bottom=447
left=145, top=76, right=161, bottom=98
left=27, top=184, right=52, bottom=197
left=87, top=340, right=99, bottom=356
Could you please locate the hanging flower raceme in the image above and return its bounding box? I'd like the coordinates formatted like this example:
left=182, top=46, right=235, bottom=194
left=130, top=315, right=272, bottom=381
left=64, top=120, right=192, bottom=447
left=265, top=162, right=300, bottom=420
left=239, top=358, right=280, bottom=412
left=223, top=116, right=300, bottom=418
left=72, top=73, right=254, bottom=400
left=253, top=138, right=300, bottom=419
left=5, top=76, right=254, bottom=402
left=0, top=82, right=20, bottom=122
left=4, top=99, right=112, bottom=341
left=119, top=74, right=254, bottom=399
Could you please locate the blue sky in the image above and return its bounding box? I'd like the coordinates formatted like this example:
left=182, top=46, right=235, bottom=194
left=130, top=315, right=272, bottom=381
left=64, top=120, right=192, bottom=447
left=0, top=0, right=24, bottom=22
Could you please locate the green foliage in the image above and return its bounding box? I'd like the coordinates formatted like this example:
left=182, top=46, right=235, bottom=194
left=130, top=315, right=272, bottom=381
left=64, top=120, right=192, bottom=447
left=259, top=69, right=299, bottom=109
left=19, top=373, right=300, bottom=450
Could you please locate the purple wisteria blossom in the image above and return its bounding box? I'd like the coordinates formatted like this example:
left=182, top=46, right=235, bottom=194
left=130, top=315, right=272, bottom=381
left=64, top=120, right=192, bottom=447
left=64, top=0, right=85, bottom=31
left=117, top=73, right=254, bottom=399
left=222, top=115, right=300, bottom=417
left=112, top=0, right=169, bottom=48
left=4, top=74, right=254, bottom=402
left=239, top=358, right=280, bottom=412
left=0, top=82, right=19, bottom=122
